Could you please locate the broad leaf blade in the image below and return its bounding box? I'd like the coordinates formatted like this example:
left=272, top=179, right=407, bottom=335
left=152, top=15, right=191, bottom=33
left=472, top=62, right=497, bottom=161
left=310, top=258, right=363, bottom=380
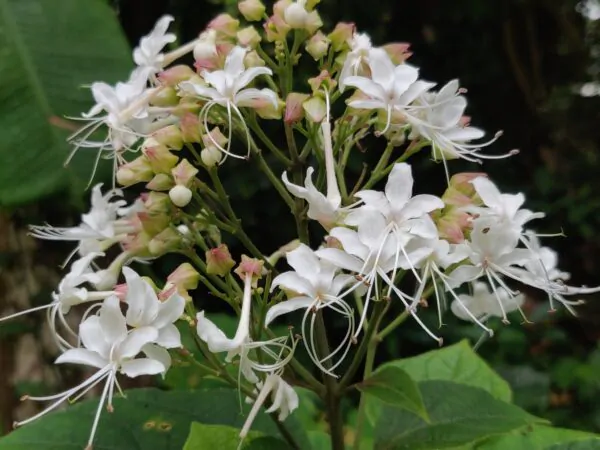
left=374, top=380, right=545, bottom=450
left=0, top=0, right=131, bottom=206
left=388, top=340, right=512, bottom=402
left=477, top=425, right=600, bottom=449
left=0, top=388, right=311, bottom=450
left=183, top=423, right=288, bottom=450
left=358, top=365, right=429, bottom=422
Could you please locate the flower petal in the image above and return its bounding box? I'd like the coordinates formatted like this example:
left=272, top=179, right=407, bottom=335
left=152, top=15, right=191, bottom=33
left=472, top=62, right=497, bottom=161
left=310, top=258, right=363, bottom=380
left=155, top=324, right=182, bottom=348
left=118, top=326, right=159, bottom=359
left=196, top=311, right=236, bottom=353
left=385, top=163, right=414, bottom=207
left=120, top=358, right=166, bottom=378
left=154, top=292, right=185, bottom=328
left=56, top=348, right=108, bottom=369
left=99, top=296, right=128, bottom=346
left=265, top=296, right=314, bottom=326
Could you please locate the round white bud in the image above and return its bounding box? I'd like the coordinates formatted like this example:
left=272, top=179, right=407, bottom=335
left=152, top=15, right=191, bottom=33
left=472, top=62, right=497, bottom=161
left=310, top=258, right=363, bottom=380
left=201, top=146, right=223, bottom=167
left=169, top=185, right=193, bottom=207
left=284, top=3, right=308, bottom=28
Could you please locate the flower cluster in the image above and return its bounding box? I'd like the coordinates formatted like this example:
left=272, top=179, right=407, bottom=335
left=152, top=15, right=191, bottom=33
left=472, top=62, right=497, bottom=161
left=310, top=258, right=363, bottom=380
left=3, top=1, right=599, bottom=449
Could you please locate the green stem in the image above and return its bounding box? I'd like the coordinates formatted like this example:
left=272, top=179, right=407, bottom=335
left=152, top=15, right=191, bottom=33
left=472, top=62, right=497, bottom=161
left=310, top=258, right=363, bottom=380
left=315, top=312, right=345, bottom=450
left=352, top=340, right=377, bottom=450
left=377, top=310, right=410, bottom=341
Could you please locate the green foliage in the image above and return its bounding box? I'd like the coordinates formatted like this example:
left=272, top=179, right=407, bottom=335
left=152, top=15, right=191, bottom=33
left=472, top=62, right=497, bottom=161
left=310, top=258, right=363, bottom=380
left=0, top=0, right=131, bottom=207
left=0, top=388, right=311, bottom=450
left=357, top=365, right=428, bottom=421
left=478, top=425, right=600, bottom=449
left=183, top=423, right=288, bottom=450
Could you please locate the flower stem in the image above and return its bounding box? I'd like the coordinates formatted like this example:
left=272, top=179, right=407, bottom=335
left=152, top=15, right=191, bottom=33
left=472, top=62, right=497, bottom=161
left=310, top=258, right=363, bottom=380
left=352, top=339, right=376, bottom=450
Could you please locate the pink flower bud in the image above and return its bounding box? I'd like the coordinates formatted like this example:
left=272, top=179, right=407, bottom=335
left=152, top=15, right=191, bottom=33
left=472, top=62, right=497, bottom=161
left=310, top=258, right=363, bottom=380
left=328, top=22, right=355, bottom=51
left=254, top=96, right=284, bottom=120
left=264, top=14, right=291, bottom=42
left=148, top=227, right=184, bottom=256
left=172, top=158, right=199, bottom=186
left=235, top=255, right=264, bottom=286
left=302, top=95, right=327, bottom=123
left=450, top=172, right=487, bottom=197
left=284, top=92, right=309, bottom=124
left=202, top=127, right=228, bottom=149
left=193, top=30, right=218, bottom=61
left=308, top=70, right=337, bottom=92
left=142, top=143, right=179, bottom=174
left=153, top=125, right=183, bottom=150
left=116, top=155, right=153, bottom=187
left=158, top=65, right=196, bottom=86
left=180, top=112, right=202, bottom=143
left=383, top=43, right=412, bottom=64
left=306, top=31, right=330, bottom=60
left=208, top=14, right=240, bottom=37
left=238, top=0, right=266, bottom=21
left=206, top=244, right=236, bottom=277
left=237, top=26, right=262, bottom=48
left=168, top=262, right=201, bottom=290
left=146, top=173, right=174, bottom=191
left=169, top=185, right=193, bottom=207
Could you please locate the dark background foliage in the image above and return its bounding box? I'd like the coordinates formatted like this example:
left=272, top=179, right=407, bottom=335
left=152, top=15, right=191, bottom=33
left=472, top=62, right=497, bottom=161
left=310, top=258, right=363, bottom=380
left=2, top=0, right=600, bottom=437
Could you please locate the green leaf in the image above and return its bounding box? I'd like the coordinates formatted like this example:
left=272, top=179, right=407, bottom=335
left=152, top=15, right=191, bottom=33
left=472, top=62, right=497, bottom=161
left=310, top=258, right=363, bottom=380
left=183, top=422, right=288, bottom=450
left=358, top=365, right=429, bottom=421
left=544, top=440, right=600, bottom=450
left=475, top=425, right=600, bottom=449
left=0, top=388, right=311, bottom=450
left=374, top=380, right=545, bottom=450
left=388, top=340, right=512, bottom=402
left=0, top=0, right=132, bottom=206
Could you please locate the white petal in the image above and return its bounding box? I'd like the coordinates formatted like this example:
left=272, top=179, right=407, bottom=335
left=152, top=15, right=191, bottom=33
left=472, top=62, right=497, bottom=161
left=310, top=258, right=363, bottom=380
left=235, top=88, right=278, bottom=108
left=142, top=343, right=172, bottom=372
left=120, top=358, right=166, bottom=378
left=285, top=244, right=320, bottom=281
left=123, top=267, right=159, bottom=327
left=224, top=46, right=248, bottom=79
left=400, top=194, right=444, bottom=219
left=154, top=292, right=185, bottom=328
left=233, top=68, right=273, bottom=95
left=447, top=265, right=483, bottom=288
left=118, top=327, right=159, bottom=359
left=343, top=76, right=387, bottom=102
left=385, top=163, right=414, bottom=207
left=79, top=316, right=111, bottom=357
left=99, top=296, right=128, bottom=345
left=315, top=248, right=363, bottom=273
left=196, top=311, right=236, bottom=353
left=265, top=297, right=314, bottom=326
left=155, top=324, right=182, bottom=348
left=271, top=272, right=315, bottom=297
left=56, top=348, right=108, bottom=369
left=368, top=48, right=396, bottom=90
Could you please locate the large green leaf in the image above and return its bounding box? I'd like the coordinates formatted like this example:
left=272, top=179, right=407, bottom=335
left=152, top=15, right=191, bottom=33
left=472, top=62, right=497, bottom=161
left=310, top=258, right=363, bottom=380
left=183, top=423, right=288, bottom=450
left=545, top=441, right=600, bottom=450
left=0, top=0, right=131, bottom=206
left=374, top=380, right=545, bottom=450
left=475, top=425, right=599, bottom=449
left=0, top=388, right=311, bottom=450
left=357, top=365, right=429, bottom=422
left=387, top=340, right=512, bottom=402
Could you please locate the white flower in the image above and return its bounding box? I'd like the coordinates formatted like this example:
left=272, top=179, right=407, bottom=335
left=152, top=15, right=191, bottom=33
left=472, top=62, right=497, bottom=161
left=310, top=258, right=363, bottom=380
left=122, top=267, right=185, bottom=349
left=29, top=184, right=139, bottom=258
left=180, top=46, right=278, bottom=160
left=15, top=297, right=167, bottom=450
left=339, top=33, right=373, bottom=90
left=240, top=373, right=299, bottom=440
left=577, top=0, right=600, bottom=20
left=407, top=80, right=513, bottom=176
left=267, top=244, right=355, bottom=376
left=451, top=282, right=524, bottom=323
left=132, top=15, right=176, bottom=79
left=343, top=48, right=434, bottom=133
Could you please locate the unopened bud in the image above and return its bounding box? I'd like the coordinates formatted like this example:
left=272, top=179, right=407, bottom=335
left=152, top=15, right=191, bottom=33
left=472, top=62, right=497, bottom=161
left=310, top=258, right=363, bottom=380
left=306, top=31, right=329, bottom=60
left=383, top=42, right=412, bottom=64
left=169, top=185, right=193, bottom=208
left=172, top=159, right=199, bottom=186
left=237, top=26, right=262, bottom=48
left=285, top=92, right=309, bottom=124
left=150, top=87, right=179, bottom=107
left=206, top=244, right=236, bottom=277
left=244, top=50, right=266, bottom=68
left=153, top=125, right=183, bottom=150
left=201, top=146, right=223, bottom=167
left=208, top=14, right=239, bottom=37
left=202, top=127, right=228, bottom=150
left=328, top=22, right=355, bottom=51
left=308, top=70, right=336, bottom=92
left=180, top=112, right=202, bottom=143
left=142, top=144, right=178, bottom=174
left=144, top=192, right=171, bottom=215
left=116, top=155, right=153, bottom=187
left=452, top=173, right=487, bottom=197
left=193, top=30, right=218, bottom=61
left=168, top=262, right=201, bottom=290
left=234, top=255, right=264, bottom=287
left=284, top=2, right=309, bottom=28
left=146, top=173, right=174, bottom=191
left=159, top=65, right=196, bottom=86
left=239, top=0, right=266, bottom=21
left=254, top=95, right=284, bottom=120
left=303, top=96, right=327, bottom=123
left=149, top=227, right=183, bottom=256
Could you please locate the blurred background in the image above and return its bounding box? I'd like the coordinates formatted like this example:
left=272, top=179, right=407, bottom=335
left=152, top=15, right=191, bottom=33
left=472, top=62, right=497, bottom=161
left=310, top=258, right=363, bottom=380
left=1, top=0, right=600, bottom=437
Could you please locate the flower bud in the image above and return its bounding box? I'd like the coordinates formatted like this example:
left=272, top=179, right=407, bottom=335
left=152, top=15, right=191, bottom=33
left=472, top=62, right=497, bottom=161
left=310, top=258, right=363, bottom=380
left=383, top=42, right=412, bottom=65
left=234, top=255, right=264, bottom=287
left=208, top=14, right=240, bottom=37
left=239, top=0, right=266, bottom=21
left=168, top=262, right=201, bottom=290
left=201, top=146, right=223, bottom=167
left=116, top=155, right=153, bottom=187
left=146, top=173, right=174, bottom=191
left=306, top=31, right=329, bottom=60
left=284, top=92, right=309, bottom=124
left=436, top=210, right=471, bottom=244
left=180, top=112, right=202, bottom=143
left=193, top=30, right=218, bottom=61
left=264, top=12, right=291, bottom=42
left=202, top=127, right=228, bottom=150
left=244, top=50, right=266, bottom=68
left=237, top=26, right=262, bottom=48
left=159, top=65, right=196, bottom=86
left=328, top=22, right=355, bottom=51
left=149, top=227, right=183, bottom=256
left=153, top=125, right=183, bottom=150
left=143, top=143, right=178, bottom=174
left=144, top=192, right=171, bottom=215
left=308, top=70, right=336, bottom=92
left=284, top=1, right=309, bottom=29
left=303, top=95, right=326, bottom=123
left=138, top=211, right=170, bottom=237
left=206, top=244, right=236, bottom=276
left=254, top=95, right=284, bottom=120
left=450, top=172, right=487, bottom=198
left=172, top=159, right=199, bottom=187
left=169, top=185, right=193, bottom=208
left=150, top=87, right=179, bottom=107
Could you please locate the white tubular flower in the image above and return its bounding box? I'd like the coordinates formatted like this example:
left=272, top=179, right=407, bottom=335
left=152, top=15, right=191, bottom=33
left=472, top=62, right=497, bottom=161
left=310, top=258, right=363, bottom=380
left=519, top=231, right=570, bottom=285
left=15, top=297, right=166, bottom=450
left=29, top=184, right=140, bottom=260
left=132, top=15, right=176, bottom=80
left=339, top=33, right=373, bottom=90
left=122, top=267, right=185, bottom=349
left=343, top=48, right=435, bottom=134
left=240, top=373, right=299, bottom=441
left=267, top=244, right=355, bottom=377
left=408, top=80, right=514, bottom=178
left=467, top=176, right=545, bottom=238
left=179, top=46, right=278, bottom=161
left=197, top=273, right=294, bottom=383
left=451, top=282, right=524, bottom=323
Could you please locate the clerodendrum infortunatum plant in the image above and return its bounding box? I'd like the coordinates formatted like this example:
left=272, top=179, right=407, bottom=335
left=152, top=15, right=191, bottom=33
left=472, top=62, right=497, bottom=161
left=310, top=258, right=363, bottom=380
left=2, top=1, right=599, bottom=449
